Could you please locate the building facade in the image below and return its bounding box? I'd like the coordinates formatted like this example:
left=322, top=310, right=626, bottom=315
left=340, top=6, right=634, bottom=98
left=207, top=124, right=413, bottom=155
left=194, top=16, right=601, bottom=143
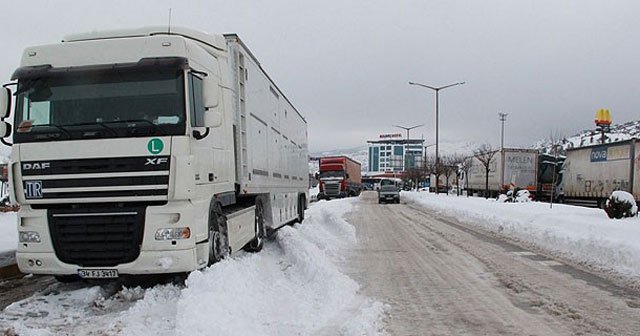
left=367, top=139, right=425, bottom=173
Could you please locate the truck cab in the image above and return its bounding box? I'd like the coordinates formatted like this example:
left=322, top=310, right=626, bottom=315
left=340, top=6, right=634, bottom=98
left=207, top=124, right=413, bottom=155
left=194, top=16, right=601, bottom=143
left=0, top=27, right=309, bottom=280
left=316, top=156, right=362, bottom=200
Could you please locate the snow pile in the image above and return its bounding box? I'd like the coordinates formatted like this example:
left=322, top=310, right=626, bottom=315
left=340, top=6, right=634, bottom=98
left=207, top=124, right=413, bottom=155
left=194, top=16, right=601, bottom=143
left=607, top=190, right=638, bottom=217
left=1, top=198, right=385, bottom=335
left=403, top=192, right=640, bottom=277
left=0, top=212, right=17, bottom=255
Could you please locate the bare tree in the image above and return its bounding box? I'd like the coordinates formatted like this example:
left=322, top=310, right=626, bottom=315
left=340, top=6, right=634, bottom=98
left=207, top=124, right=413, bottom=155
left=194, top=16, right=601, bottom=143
left=441, top=154, right=465, bottom=194
left=459, top=156, right=473, bottom=197
left=422, top=154, right=437, bottom=191
left=441, top=156, right=455, bottom=193
left=403, top=167, right=424, bottom=191
left=449, top=154, right=466, bottom=196
left=474, top=144, right=498, bottom=199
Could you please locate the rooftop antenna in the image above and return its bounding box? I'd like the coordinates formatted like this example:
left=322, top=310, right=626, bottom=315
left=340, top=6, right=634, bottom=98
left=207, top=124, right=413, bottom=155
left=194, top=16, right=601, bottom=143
left=168, top=8, right=172, bottom=34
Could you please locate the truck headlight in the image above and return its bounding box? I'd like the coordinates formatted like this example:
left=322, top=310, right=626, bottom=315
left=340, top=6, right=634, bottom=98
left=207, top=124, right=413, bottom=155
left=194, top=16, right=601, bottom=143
left=19, top=231, right=41, bottom=243
left=155, top=227, right=191, bottom=240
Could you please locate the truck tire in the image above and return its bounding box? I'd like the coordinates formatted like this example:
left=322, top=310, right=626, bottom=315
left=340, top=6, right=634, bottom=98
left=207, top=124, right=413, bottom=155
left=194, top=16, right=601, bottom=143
left=297, top=194, right=306, bottom=223
left=208, top=202, right=229, bottom=265
left=244, top=198, right=265, bottom=252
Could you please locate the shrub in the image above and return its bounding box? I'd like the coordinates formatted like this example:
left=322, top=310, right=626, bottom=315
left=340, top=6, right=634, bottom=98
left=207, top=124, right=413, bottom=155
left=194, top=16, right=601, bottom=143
left=515, top=190, right=532, bottom=203
left=604, top=191, right=638, bottom=219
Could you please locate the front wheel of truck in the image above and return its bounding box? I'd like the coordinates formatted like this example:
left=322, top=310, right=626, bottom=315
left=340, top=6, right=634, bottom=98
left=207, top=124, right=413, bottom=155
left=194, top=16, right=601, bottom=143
left=208, top=202, right=229, bottom=265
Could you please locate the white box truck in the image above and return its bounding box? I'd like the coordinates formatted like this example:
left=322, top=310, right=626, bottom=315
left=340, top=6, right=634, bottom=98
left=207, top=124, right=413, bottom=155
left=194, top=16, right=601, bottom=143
left=464, top=148, right=538, bottom=198
left=0, top=27, right=309, bottom=280
left=561, top=140, right=639, bottom=207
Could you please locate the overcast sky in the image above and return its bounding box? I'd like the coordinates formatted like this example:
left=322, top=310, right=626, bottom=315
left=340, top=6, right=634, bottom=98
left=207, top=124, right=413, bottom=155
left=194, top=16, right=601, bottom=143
left=2, top=0, right=639, bottom=153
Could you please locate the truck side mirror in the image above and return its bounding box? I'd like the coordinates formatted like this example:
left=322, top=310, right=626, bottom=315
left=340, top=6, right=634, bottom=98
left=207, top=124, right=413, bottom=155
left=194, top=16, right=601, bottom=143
left=202, top=77, right=219, bottom=109
left=0, top=87, right=11, bottom=119
left=202, top=76, right=222, bottom=128
left=0, top=121, right=12, bottom=138
left=314, top=172, right=319, bottom=180
left=345, top=173, right=350, bottom=179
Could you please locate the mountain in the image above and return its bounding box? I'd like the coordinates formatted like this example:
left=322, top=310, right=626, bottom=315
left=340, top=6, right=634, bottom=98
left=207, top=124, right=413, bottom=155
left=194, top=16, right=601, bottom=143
left=535, top=120, right=640, bottom=155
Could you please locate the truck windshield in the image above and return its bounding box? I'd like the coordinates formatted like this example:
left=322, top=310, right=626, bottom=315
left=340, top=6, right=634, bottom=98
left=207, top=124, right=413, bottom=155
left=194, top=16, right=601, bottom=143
left=13, top=69, right=186, bottom=143
left=319, top=171, right=344, bottom=178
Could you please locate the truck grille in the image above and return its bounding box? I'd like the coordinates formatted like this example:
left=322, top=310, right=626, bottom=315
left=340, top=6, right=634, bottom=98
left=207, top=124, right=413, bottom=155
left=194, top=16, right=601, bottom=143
left=48, top=206, right=145, bottom=267
left=324, top=182, right=341, bottom=196
left=22, top=156, right=170, bottom=203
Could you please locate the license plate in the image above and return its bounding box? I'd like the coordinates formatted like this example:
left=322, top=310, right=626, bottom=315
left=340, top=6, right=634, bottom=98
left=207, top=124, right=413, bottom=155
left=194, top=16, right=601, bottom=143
left=77, top=269, right=119, bottom=279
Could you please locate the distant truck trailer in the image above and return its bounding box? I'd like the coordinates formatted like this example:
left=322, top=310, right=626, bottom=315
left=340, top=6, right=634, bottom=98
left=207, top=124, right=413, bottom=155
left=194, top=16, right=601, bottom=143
left=317, top=156, right=362, bottom=199
left=560, top=140, right=639, bottom=207
left=464, top=148, right=538, bottom=198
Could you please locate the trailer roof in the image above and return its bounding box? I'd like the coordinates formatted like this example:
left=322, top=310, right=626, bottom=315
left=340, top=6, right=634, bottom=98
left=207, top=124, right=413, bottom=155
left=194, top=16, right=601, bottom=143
left=63, top=26, right=227, bottom=52
left=223, top=33, right=306, bottom=123
left=566, top=138, right=637, bottom=151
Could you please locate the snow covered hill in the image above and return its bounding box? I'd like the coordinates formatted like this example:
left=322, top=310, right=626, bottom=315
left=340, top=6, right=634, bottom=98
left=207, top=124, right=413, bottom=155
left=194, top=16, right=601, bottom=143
left=311, top=119, right=640, bottom=170
left=535, top=119, right=640, bottom=155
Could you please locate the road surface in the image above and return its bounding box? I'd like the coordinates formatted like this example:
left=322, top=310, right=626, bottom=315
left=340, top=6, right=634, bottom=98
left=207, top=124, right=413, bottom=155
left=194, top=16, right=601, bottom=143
left=343, top=191, right=640, bottom=335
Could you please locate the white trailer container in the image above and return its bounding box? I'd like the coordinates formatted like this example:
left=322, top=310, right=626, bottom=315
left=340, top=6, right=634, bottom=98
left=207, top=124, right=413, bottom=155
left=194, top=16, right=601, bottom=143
left=464, top=148, right=538, bottom=197
left=0, top=27, right=308, bottom=280
left=561, top=140, right=638, bottom=207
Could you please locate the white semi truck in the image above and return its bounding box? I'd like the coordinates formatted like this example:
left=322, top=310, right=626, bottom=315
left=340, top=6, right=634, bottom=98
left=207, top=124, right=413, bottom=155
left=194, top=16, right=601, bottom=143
left=561, top=140, right=639, bottom=207
left=464, top=148, right=538, bottom=198
left=0, top=27, right=309, bottom=280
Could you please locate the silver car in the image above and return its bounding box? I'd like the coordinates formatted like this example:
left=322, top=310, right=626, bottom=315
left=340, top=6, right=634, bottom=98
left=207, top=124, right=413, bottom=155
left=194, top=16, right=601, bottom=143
left=378, top=179, right=400, bottom=204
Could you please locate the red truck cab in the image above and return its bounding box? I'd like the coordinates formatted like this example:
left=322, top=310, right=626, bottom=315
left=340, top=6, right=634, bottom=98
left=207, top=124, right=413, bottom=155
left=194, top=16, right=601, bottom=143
left=317, top=156, right=362, bottom=200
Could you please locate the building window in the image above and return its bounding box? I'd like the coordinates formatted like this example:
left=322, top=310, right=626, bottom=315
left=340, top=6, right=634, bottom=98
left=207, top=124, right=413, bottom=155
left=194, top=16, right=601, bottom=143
left=394, top=146, right=404, bottom=156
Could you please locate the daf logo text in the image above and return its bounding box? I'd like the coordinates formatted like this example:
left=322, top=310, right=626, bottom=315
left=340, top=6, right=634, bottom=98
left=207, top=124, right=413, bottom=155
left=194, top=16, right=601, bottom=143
left=23, top=162, right=51, bottom=170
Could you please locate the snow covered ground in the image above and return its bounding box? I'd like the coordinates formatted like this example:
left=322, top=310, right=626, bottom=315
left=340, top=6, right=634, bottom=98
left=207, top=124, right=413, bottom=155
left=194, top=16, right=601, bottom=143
left=0, top=199, right=386, bottom=336
left=0, top=212, right=17, bottom=255
left=3, top=191, right=640, bottom=334
left=403, top=191, right=640, bottom=277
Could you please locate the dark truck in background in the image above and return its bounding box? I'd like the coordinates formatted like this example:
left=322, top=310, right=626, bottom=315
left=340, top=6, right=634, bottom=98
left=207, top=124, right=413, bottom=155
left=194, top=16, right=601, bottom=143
left=317, top=156, right=362, bottom=200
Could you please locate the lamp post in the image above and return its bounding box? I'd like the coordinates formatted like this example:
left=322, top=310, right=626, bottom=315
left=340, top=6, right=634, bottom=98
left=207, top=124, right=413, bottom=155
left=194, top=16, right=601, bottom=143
left=393, top=124, right=424, bottom=172
left=409, top=81, right=465, bottom=193
left=422, top=143, right=436, bottom=191
left=393, top=124, right=424, bottom=141
left=498, top=112, right=508, bottom=149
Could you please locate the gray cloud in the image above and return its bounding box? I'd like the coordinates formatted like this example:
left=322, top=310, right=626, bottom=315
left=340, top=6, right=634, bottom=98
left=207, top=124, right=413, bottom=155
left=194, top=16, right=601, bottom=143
left=2, top=0, right=638, bottom=153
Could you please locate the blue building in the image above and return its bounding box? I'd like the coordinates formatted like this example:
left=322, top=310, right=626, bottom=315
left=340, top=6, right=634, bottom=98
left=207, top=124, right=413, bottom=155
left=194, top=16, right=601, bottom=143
left=367, top=139, right=425, bottom=173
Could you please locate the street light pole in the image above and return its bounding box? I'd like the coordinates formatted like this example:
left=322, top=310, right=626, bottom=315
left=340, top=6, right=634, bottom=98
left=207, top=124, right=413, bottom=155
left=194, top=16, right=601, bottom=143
left=393, top=124, right=424, bottom=142
left=393, top=124, right=423, bottom=174
left=499, top=112, right=508, bottom=149
left=409, top=81, right=465, bottom=193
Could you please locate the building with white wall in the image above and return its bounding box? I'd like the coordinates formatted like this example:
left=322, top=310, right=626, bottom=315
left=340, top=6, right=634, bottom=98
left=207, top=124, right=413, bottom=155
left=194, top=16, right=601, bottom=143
left=367, top=136, right=425, bottom=173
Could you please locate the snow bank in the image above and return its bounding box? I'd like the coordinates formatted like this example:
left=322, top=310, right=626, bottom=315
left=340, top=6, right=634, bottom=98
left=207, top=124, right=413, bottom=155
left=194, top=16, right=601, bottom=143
left=1, top=198, right=385, bottom=335
left=0, top=212, right=17, bottom=254
left=404, top=192, right=640, bottom=277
